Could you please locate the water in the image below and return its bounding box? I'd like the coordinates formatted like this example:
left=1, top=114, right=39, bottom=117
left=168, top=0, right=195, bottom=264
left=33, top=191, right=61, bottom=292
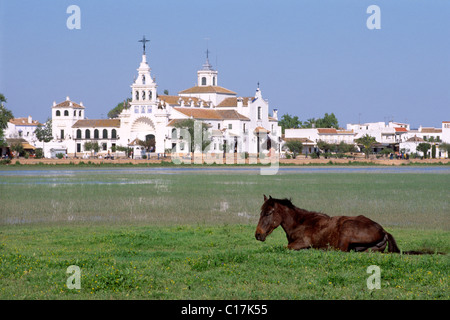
left=0, top=166, right=448, bottom=186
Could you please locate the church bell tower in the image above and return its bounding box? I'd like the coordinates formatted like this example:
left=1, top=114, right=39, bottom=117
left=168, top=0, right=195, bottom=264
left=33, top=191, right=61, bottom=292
left=197, top=49, right=218, bottom=87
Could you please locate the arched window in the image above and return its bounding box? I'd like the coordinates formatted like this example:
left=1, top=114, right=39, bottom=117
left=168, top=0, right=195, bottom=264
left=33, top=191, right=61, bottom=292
left=149, top=91, right=152, bottom=100
left=142, top=75, right=146, bottom=84
left=103, top=129, right=108, bottom=139
left=56, top=110, right=61, bottom=116
left=135, top=91, right=139, bottom=101
left=64, top=110, right=69, bottom=116
left=79, top=110, right=82, bottom=117
left=258, top=107, right=262, bottom=120
left=111, top=129, right=117, bottom=139
left=142, top=91, right=146, bottom=100
left=202, top=77, right=207, bottom=86
left=213, top=77, right=216, bottom=86
left=94, top=129, right=99, bottom=139
left=76, top=129, right=82, bottom=139
left=74, top=111, right=77, bottom=116
left=85, top=129, right=91, bottom=139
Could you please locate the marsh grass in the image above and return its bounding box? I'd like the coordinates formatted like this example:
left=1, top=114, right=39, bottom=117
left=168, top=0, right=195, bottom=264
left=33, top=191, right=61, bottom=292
left=0, top=171, right=448, bottom=229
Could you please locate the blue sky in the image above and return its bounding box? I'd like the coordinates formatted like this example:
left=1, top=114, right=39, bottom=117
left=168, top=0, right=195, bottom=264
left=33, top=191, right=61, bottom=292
left=0, top=0, right=449, bottom=128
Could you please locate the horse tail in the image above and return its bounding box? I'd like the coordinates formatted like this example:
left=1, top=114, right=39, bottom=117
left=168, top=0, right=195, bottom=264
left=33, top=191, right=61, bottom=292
left=386, top=232, right=401, bottom=253
left=387, top=232, right=444, bottom=255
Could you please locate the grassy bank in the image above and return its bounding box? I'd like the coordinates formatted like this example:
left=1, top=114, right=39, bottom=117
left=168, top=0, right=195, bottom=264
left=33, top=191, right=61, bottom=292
left=0, top=224, right=448, bottom=299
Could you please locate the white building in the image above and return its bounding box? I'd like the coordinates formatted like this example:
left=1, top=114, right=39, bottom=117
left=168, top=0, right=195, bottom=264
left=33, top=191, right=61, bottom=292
left=284, top=128, right=356, bottom=154
left=5, top=116, right=41, bottom=145
left=45, top=43, right=281, bottom=159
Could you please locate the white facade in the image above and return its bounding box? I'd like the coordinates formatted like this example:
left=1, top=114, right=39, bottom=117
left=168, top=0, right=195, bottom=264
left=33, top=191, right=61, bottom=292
left=5, top=116, right=41, bottom=145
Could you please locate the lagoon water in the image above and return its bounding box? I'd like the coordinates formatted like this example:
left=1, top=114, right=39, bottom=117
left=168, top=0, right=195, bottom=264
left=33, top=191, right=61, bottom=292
left=0, top=165, right=449, bottom=183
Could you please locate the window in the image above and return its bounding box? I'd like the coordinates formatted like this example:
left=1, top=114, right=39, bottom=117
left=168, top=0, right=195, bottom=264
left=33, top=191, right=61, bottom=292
left=74, top=111, right=77, bottom=116
left=77, top=143, right=81, bottom=153
left=213, top=77, right=216, bottom=86
left=149, top=91, right=152, bottom=100
left=56, top=110, right=61, bottom=116
left=218, top=123, right=221, bottom=130
left=147, top=106, right=152, bottom=113
left=94, top=129, right=99, bottom=139
left=141, top=106, right=145, bottom=113
left=76, top=129, right=82, bottom=139
left=103, top=129, right=108, bottom=139
left=202, top=77, right=207, bottom=86
left=228, top=124, right=232, bottom=129
left=60, top=130, right=64, bottom=139
left=258, top=107, right=262, bottom=120
left=142, top=91, right=146, bottom=100
left=111, top=129, right=117, bottom=139
left=135, top=91, right=139, bottom=101
left=85, top=129, right=91, bottom=139
left=64, top=110, right=69, bottom=116
left=142, top=75, right=146, bottom=84
left=79, top=110, right=82, bottom=117
left=102, top=143, right=107, bottom=151
left=243, top=123, right=246, bottom=133
left=134, top=106, right=139, bottom=114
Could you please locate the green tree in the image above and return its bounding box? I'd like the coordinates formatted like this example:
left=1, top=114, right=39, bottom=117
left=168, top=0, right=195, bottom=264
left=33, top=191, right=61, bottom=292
left=278, top=114, right=302, bottom=133
left=317, top=140, right=332, bottom=153
left=438, top=143, right=450, bottom=158
left=284, top=140, right=303, bottom=159
left=336, top=141, right=357, bottom=154
left=301, top=118, right=316, bottom=128
left=315, top=113, right=339, bottom=129
left=355, top=134, right=377, bottom=159
left=83, top=141, right=100, bottom=157
left=107, top=98, right=131, bottom=119
left=10, top=142, right=24, bottom=157
left=173, top=119, right=210, bottom=153
left=417, top=143, right=431, bottom=159
left=34, top=118, right=53, bottom=151
left=0, top=94, right=14, bottom=146
left=431, top=144, right=436, bottom=159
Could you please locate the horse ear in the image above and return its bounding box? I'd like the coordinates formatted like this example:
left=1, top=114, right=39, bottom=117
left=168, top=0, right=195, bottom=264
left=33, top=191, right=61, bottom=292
left=269, top=195, right=272, bottom=199
left=263, top=195, right=267, bottom=201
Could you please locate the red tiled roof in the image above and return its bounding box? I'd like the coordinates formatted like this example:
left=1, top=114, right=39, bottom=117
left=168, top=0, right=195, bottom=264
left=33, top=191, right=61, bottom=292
left=179, top=85, right=236, bottom=95
left=216, top=97, right=253, bottom=107
left=72, top=119, right=120, bottom=128
left=317, top=128, right=337, bottom=134
left=394, top=127, right=408, bottom=132
left=53, top=100, right=85, bottom=109
left=173, top=108, right=249, bottom=121
left=9, top=117, right=42, bottom=126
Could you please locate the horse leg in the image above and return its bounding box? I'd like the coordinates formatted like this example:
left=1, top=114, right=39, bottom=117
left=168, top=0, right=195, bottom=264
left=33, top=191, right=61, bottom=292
left=287, top=240, right=311, bottom=250
left=350, top=234, right=388, bottom=253
left=366, top=234, right=388, bottom=252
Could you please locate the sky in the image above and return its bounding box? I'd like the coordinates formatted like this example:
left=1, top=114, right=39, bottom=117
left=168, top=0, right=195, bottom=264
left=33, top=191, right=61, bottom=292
left=0, top=0, right=449, bottom=129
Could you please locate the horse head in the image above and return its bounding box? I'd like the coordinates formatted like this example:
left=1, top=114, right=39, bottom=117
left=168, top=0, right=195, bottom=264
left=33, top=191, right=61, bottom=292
left=255, top=195, right=283, bottom=242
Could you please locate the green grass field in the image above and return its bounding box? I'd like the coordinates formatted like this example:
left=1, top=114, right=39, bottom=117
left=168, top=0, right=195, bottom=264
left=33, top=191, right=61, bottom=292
left=0, top=167, right=449, bottom=299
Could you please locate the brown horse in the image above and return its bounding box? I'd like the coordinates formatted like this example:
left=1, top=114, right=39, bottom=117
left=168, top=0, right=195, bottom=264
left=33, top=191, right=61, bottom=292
left=255, top=195, right=401, bottom=253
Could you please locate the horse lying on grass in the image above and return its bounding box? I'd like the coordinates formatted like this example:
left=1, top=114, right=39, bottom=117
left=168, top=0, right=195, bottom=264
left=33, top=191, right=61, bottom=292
left=255, top=195, right=438, bottom=254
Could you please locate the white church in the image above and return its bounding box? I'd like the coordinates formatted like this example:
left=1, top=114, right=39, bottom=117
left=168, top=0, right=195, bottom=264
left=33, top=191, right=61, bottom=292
left=49, top=38, right=281, bottom=159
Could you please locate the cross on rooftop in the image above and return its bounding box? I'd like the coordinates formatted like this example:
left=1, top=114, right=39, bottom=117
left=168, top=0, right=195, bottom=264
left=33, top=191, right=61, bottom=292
left=138, top=35, right=150, bottom=55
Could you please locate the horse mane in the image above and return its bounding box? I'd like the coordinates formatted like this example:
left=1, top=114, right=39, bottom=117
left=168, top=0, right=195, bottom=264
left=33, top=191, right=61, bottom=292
left=265, top=197, right=329, bottom=218
left=263, top=197, right=296, bottom=211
